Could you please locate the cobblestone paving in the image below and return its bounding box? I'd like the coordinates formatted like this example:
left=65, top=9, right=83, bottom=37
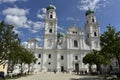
left=8, top=72, right=104, bottom=80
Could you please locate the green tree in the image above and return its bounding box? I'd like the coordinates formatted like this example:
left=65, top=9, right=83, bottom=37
left=24, top=50, right=37, bottom=74
left=100, top=24, right=120, bottom=71
left=16, top=47, right=37, bottom=75
left=0, top=21, right=36, bottom=75
left=83, top=52, right=94, bottom=73
left=0, top=21, right=20, bottom=65
left=83, top=50, right=109, bottom=74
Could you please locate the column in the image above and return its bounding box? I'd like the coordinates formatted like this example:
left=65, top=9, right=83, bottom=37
left=42, top=52, right=47, bottom=72
left=67, top=52, right=71, bottom=73
left=56, top=53, right=60, bottom=72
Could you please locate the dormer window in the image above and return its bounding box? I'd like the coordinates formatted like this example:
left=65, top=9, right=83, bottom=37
left=73, top=32, right=77, bottom=34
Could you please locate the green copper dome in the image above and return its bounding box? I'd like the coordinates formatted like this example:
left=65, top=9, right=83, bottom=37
left=47, top=5, right=56, bottom=10
left=86, top=10, right=94, bottom=16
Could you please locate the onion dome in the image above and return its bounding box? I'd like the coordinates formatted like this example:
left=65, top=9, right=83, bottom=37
left=46, top=4, right=56, bottom=11
left=86, top=9, right=94, bottom=16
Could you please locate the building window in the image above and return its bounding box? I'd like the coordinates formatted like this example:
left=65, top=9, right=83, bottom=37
left=50, top=15, right=53, bottom=18
left=38, top=62, right=40, bottom=65
left=75, top=56, right=78, bottom=60
left=61, top=55, right=64, bottom=60
left=48, top=54, right=51, bottom=58
left=48, top=62, right=51, bottom=65
left=92, top=18, right=94, bottom=22
left=94, top=32, right=97, bottom=36
left=73, top=32, right=77, bottom=34
left=38, top=54, right=41, bottom=58
left=49, top=29, right=52, bottom=33
left=74, top=40, right=78, bottom=47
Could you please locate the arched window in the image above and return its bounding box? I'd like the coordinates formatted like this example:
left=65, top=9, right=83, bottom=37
left=50, top=15, right=53, bottom=18
left=74, top=40, right=78, bottom=47
left=48, top=54, right=51, bottom=58
left=92, top=18, right=94, bottom=22
left=49, top=29, right=52, bottom=33
left=50, top=12, right=53, bottom=18
left=94, top=32, right=97, bottom=36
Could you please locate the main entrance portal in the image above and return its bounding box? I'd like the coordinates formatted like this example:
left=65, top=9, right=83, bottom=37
left=75, top=63, right=79, bottom=74
left=61, top=66, right=64, bottom=72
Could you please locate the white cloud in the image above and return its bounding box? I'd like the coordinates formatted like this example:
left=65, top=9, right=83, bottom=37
left=5, top=15, right=29, bottom=28
left=37, top=8, right=46, bottom=19
left=66, top=17, right=80, bottom=21
left=3, top=7, right=29, bottom=16
left=41, top=8, right=47, bottom=14
left=0, top=0, right=27, bottom=3
left=78, top=0, right=110, bottom=10
left=2, top=7, right=45, bottom=34
left=37, top=14, right=45, bottom=19
left=57, top=26, right=64, bottom=31
left=28, top=21, right=44, bottom=33
left=13, top=28, right=24, bottom=36
left=3, top=7, right=29, bottom=29
left=21, top=41, right=28, bottom=48
left=35, top=37, right=43, bottom=42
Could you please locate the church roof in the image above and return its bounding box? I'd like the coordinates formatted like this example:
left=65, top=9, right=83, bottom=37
left=28, top=38, right=38, bottom=42
left=46, top=4, right=56, bottom=10
left=86, top=9, right=94, bottom=16
left=68, top=23, right=82, bottom=32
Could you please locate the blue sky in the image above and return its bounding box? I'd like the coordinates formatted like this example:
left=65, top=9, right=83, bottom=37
left=0, top=0, right=120, bottom=46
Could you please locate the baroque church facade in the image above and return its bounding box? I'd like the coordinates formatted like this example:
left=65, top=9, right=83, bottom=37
left=23, top=4, right=100, bottom=73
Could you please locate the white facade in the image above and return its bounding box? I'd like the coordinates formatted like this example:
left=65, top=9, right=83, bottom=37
left=23, top=5, right=101, bottom=73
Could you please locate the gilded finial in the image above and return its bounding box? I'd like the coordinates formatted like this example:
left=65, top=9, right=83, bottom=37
left=73, top=22, right=76, bottom=27
left=50, top=0, right=53, bottom=4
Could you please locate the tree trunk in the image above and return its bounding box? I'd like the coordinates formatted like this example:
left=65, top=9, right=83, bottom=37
left=28, top=64, right=30, bottom=74
left=20, top=63, right=23, bottom=76
left=96, top=64, right=101, bottom=74
left=89, top=65, right=92, bottom=74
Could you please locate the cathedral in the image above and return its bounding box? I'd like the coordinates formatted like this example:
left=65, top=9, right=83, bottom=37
left=23, top=4, right=101, bottom=73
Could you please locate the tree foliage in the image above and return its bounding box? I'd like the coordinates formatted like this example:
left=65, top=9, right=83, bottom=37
left=0, top=21, right=20, bottom=65
left=100, top=24, right=120, bottom=71
left=0, top=21, right=36, bottom=74
left=83, top=50, right=109, bottom=73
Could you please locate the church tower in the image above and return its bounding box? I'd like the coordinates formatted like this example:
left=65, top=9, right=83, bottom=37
left=85, top=10, right=100, bottom=50
left=44, top=4, right=57, bottom=49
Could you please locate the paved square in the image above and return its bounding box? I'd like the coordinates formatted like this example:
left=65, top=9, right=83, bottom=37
left=8, top=72, right=104, bottom=80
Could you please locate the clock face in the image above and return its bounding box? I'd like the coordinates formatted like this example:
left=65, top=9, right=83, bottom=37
left=49, top=22, right=53, bottom=26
